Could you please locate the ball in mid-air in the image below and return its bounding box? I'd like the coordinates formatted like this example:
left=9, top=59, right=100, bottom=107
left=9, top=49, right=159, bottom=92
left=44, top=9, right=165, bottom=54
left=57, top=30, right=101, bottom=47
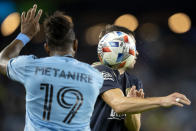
left=97, top=31, right=136, bottom=69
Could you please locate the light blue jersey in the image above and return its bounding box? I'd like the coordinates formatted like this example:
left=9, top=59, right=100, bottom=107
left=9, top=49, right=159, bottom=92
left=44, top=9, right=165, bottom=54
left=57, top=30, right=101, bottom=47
left=7, top=55, right=103, bottom=131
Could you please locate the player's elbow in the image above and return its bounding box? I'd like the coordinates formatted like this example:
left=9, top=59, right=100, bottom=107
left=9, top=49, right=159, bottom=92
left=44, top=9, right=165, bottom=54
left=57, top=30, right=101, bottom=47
left=0, top=53, right=4, bottom=67
left=0, top=53, right=2, bottom=61
left=0, top=52, right=7, bottom=62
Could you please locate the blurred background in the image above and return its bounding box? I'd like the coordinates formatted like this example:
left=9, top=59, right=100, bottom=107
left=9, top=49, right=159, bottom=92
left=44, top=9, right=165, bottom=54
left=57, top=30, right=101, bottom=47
left=0, top=0, right=195, bottom=131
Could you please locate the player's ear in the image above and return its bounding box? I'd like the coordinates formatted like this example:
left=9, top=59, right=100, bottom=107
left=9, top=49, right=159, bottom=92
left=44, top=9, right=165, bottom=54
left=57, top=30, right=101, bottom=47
left=73, top=39, right=78, bottom=53
left=44, top=43, right=50, bottom=54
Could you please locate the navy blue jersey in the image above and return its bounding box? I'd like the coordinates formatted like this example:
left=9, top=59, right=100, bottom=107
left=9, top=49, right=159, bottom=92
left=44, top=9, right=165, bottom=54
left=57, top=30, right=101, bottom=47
left=90, top=65, right=143, bottom=131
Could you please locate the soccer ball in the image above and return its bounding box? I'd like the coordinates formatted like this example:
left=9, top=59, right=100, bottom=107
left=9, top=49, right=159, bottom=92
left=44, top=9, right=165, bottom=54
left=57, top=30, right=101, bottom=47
left=97, top=31, right=136, bottom=69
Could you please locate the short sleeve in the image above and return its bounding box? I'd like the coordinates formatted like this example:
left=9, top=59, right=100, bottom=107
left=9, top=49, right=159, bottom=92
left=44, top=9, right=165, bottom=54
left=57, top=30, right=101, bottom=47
left=94, top=65, right=119, bottom=94
left=7, top=55, right=36, bottom=84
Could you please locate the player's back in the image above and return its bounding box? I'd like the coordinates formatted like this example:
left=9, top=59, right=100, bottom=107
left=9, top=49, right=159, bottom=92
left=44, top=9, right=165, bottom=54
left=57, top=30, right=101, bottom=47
left=7, top=55, right=103, bottom=131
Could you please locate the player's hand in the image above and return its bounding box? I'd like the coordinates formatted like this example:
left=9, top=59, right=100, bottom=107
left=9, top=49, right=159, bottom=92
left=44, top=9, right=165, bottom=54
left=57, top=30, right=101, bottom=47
left=136, top=88, right=144, bottom=98
left=160, top=92, right=191, bottom=108
left=127, top=86, right=144, bottom=98
left=21, top=4, right=42, bottom=39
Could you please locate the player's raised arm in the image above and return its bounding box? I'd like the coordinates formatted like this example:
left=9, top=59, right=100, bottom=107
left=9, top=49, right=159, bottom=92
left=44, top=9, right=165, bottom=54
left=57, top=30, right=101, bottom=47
left=0, top=4, right=42, bottom=75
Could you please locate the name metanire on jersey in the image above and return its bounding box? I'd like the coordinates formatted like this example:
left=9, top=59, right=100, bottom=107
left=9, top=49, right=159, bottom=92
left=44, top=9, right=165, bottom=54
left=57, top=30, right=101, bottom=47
left=35, top=66, right=93, bottom=84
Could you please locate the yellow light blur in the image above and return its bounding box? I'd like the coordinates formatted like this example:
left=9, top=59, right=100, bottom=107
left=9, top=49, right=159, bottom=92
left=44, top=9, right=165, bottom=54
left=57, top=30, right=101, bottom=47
left=85, top=24, right=106, bottom=45
left=168, top=13, right=191, bottom=34
left=1, top=12, right=20, bottom=36
left=114, top=14, right=139, bottom=31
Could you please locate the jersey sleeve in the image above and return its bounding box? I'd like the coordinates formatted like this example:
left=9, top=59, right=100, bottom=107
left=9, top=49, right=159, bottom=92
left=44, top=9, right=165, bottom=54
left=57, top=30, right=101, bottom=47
left=94, top=65, right=119, bottom=94
left=7, top=55, right=36, bottom=84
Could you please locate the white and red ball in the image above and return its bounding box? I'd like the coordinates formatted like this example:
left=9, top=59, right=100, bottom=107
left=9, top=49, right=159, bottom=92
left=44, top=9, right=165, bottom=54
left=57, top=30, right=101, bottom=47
left=97, top=31, right=136, bottom=69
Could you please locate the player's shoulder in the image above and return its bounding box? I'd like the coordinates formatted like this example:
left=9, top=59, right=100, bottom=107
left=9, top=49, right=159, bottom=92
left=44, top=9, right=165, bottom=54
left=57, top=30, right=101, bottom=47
left=9, top=55, right=38, bottom=65
left=93, top=64, right=113, bottom=73
left=16, top=54, right=37, bottom=60
left=76, top=60, right=101, bottom=75
left=93, top=64, right=117, bottom=81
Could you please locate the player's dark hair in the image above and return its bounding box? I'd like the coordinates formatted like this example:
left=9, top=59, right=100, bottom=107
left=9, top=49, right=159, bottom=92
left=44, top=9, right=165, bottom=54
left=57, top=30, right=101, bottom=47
left=99, top=24, right=135, bottom=39
left=44, top=11, right=76, bottom=51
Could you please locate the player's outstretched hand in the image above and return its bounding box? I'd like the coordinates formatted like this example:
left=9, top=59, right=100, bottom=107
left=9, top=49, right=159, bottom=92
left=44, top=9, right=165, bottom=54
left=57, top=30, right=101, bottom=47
left=127, top=86, right=144, bottom=98
left=161, top=92, right=191, bottom=108
left=21, top=4, right=42, bottom=39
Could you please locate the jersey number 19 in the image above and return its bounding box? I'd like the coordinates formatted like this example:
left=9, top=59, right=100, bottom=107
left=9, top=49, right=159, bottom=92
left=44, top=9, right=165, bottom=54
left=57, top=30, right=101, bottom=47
left=40, top=83, right=83, bottom=124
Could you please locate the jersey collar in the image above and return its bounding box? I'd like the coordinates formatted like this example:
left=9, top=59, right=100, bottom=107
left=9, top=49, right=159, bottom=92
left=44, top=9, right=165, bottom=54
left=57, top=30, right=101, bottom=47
left=63, top=54, right=73, bottom=58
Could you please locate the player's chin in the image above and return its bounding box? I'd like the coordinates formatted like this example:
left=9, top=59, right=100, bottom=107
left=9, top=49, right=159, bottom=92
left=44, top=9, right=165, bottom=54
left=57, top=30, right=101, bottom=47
left=130, top=64, right=135, bottom=69
left=127, top=61, right=136, bottom=69
left=132, top=58, right=136, bottom=64
left=131, top=60, right=136, bottom=67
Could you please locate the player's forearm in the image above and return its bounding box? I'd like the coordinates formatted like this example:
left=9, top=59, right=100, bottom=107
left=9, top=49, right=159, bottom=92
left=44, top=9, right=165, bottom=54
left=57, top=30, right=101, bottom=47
left=0, top=39, right=24, bottom=59
left=115, top=97, right=163, bottom=114
left=0, top=39, right=24, bottom=75
left=124, top=113, right=141, bottom=131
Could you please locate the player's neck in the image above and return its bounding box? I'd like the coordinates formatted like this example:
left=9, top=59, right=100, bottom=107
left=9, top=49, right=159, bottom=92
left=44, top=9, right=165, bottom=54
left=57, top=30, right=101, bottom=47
left=49, top=50, right=74, bottom=57
left=118, top=68, right=125, bottom=75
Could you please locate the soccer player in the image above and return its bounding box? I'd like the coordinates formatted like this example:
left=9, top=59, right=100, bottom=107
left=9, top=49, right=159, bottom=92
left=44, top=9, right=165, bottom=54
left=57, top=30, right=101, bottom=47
left=90, top=25, right=191, bottom=131
left=0, top=5, right=103, bottom=131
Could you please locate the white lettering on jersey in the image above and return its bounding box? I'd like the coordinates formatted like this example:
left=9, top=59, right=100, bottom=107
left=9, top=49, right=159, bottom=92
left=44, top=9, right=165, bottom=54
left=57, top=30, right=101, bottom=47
left=101, top=71, right=114, bottom=81
left=107, top=109, right=126, bottom=120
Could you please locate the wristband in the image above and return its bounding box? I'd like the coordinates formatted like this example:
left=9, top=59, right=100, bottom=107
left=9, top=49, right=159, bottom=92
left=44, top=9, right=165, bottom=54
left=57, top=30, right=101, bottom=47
left=16, top=33, right=30, bottom=46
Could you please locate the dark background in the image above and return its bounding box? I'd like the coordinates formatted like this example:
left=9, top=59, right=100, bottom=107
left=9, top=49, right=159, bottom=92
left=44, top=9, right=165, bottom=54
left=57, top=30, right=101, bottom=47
left=0, top=0, right=195, bottom=131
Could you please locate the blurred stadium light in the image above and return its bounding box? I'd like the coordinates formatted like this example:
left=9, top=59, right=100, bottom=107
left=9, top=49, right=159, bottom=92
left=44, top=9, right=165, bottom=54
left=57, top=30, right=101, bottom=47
left=1, top=12, right=20, bottom=36
left=85, top=24, right=106, bottom=45
left=168, top=12, right=191, bottom=34
left=114, top=14, right=138, bottom=31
